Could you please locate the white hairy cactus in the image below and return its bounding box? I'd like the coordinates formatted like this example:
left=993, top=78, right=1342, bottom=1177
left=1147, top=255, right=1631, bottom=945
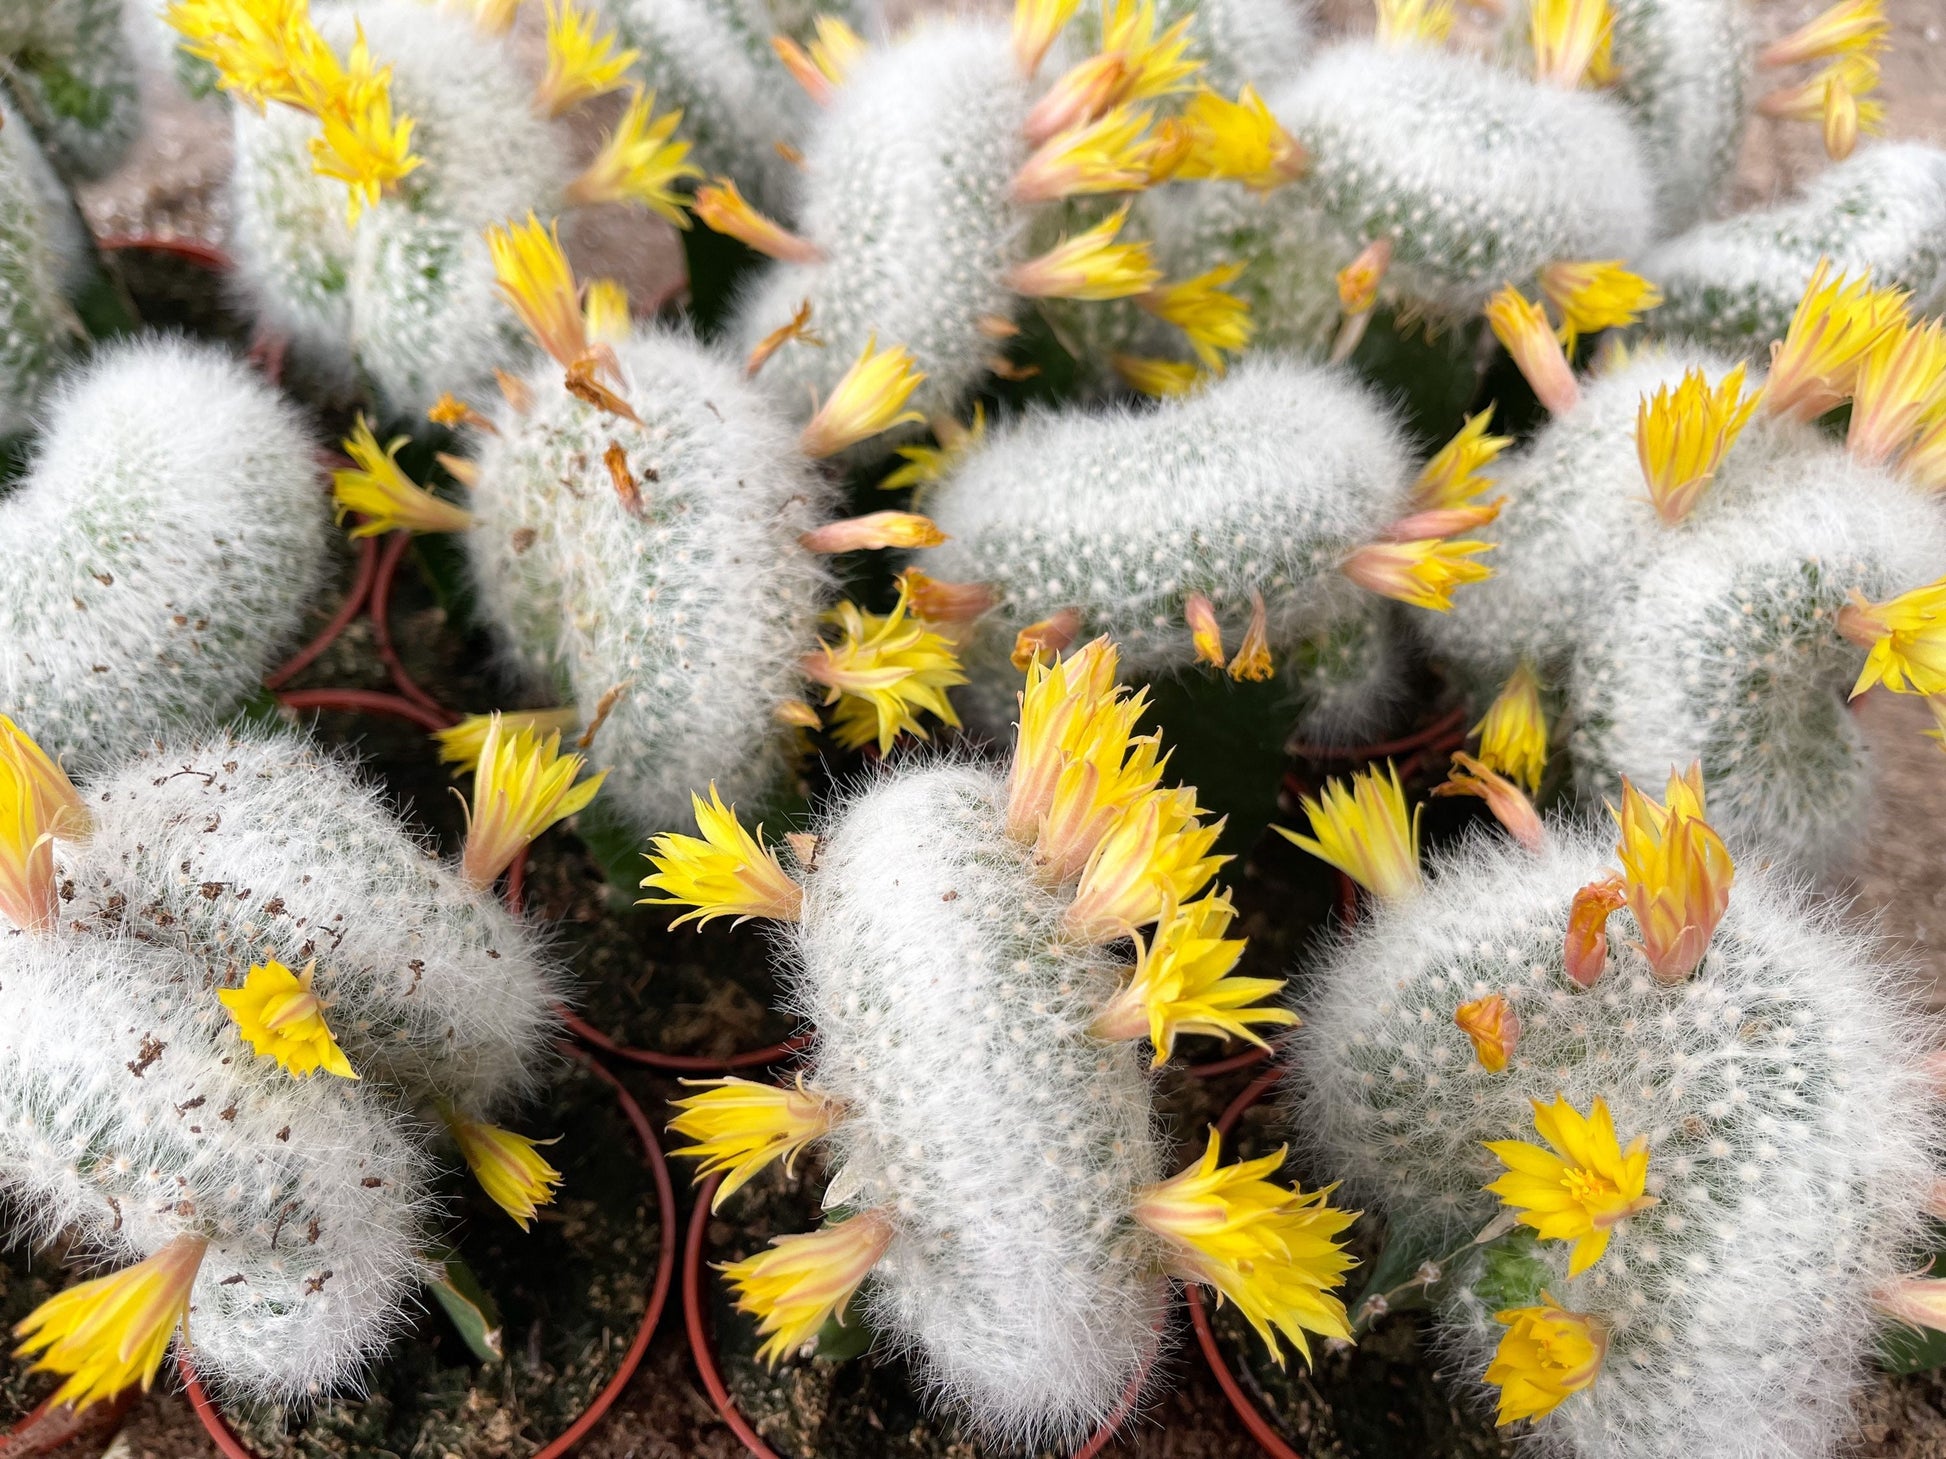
left=1643, top=144, right=1946, bottom=358
left=0, top=0, right=144, bottom=181
left=0, top=337, right=331, bottom=765
left=1599, top=0, right=1747, bottom=233
left=0, top=930, right=431, bottom=1404
left=0, top=91, right=80, bottom=433
left=1290, top=818, right=1938, bottom=1459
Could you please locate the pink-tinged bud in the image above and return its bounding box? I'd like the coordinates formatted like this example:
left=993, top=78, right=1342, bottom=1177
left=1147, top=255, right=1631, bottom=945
left=1454, top=993, right=1520, bottom=1072
left=1431, top=752, right=1545, bottom=852
left=898, top=570, right=996, bottom=625
left=1024, top=53, right=1130, bottom=145
left=1336, top=237, right=1393, bottom=315
left=1564, top=875, right=1625, bottom=988
left=799, top=511, right=948, bottom=553
left=1875, top=1275, right=1946, bottom=1333
left=1011, top=607, right=1084, bottom=670
left=1185, top=593, right=1226, bottom=668
left=1486, top=286, right=1582, bottom=416
left=1381, top=500, right=1506, bottom=541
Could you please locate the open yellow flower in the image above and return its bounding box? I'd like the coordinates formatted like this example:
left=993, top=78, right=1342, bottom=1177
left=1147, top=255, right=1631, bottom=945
left=0, top=752, right=57, bottom=934
left=566, top=86, right=698, bottom=223
left=1765, top=256, right=1909, bottom=421
left=1455, top=993, right=1520, bottom=1073
left=219, top=958, right=358, bottom=1079
left=1005, top=205, right=1161, bottom=301
left=1847, top=319, right=1946, bottom=466
left=1413, top=408, right=1511, bottom=511
left=1758, top=0, right=1887, bottom=70
left=1092, top=892, right=1293, bottom=1064
left=1341, top=536, right=1495, bottom=611
left=448, top=1113, right=563, bottom=1228
left=772, top=15, right=866, bottom=103
left=670, top=1075, right=845, bottom=1209
left=881, top=407, right=986, bottom=493
left=799, top=337, right=927, bottom=458
left=0, top=716, right=86, bottom=838
left=1135, top=1132, right=1356, bottom=1364
left=1064, top=786, right=1226, bottom=941
left=1539, top=260, right=1661, bottom=351
left=1099, top=0, right=1201, bottom=103
left=1012, top=104, right=1160, bottom=202
left=534, top=0, right=637, bottom=116
left=641, top=783, right=805, bottom=926
left=459, top=712, right=607, bottom=886
left=720, top=1210, right=895, bottom=1366
left=333, top=415, right=475, bottom=537
left=1013, top=0, right=1084, bottom=75
left=1140, top=263, right=1253, bottom=368
left=1841, top=576, right=1946, bottom=698
left=13, top=1233, right=209, bottom=1410
left=1636, top=363, right=1760, bottom=524
left=1612, top=764, right=1733, bottom=983
left=1486, top=1297, right=1606, bottom=1425
left=306, top=33, right=422, bottom=223
left=435, top=708, right=579, bottom=775
left=1471, top=662, right=1548, bottom=794
left=487, top=213, right=588, bottom=367
left=1154, top=85, right=1305, bottom=192
left=1277, top=763, right=1421, bottom=904
left=800, top=585, right=966, bottom=752
left=1486, top=1095, right=1656, bottom=1276
left=1529, top=0, right=1613, bottom=88
left=1486, top=285, right=1581, bottom=415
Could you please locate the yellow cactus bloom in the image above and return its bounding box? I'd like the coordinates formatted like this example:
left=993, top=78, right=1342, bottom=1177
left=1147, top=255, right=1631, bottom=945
left=1486, top=1095, right=1656, bottom=1276
left=1611, top=764, right=1733, bottom=984
left=1841, top=576, right=1946, bottom=697
left=0, top=716, right=85, bottom=840
left=801, top=587, right=967, bottom=753
left=1101, top=0, right=1201, bottom=101
left=1092, top=893, right=1295, bottom=1065
left=1454, top=993, right=1521, bottom=1073
left=670, top=1075, right=845, bottom=1209
left=1139, top=263, right=1253, bottom=369
left=1335, top=236, right=1392, bottom=319
left=1486, top=285, right=1581, bottom=415
left=1433, top=752, right=1545, bottom=852
left=1765, top=256, right=1909, bottom=420
left=1758, top=0, right=1886, bottom=69
left=332, top=415, right=474, bottom=537
left=1013, top=0, right=1084, bottom=75
left=772, top=15, right=866, bottom=104
left=720, top=1209, right=895, bottom=1366
left=1413, top=407, right=1512, bottom=510
left=434, top=708, right=579, bottom=774
left=641, top=783, right=805, bottom=925
left=1113, top=353, right=1204, bottom=396
left=1185, top=593, right=1226, bottom=668
left=0, top=754, right=57, bottom=934
left=881, top=405, right=986, bottom=492
left=1005, top=205, right=1161, bottom=302
left=799, top=337, right=927, bottom=458
left=567, top=86, right=699, bottom=223
left=1758, top=53, right=1885, bottom=158
left=1277, top=763, right=1422, bottom=904
left=306, top=31, right=421, bottom=224
left=1635, top=363, right=1760, bottom=525
left=534, top=0, right=637, bottom=116
left=1847, top=319, right=1946, bottom=465
left=1374, top=0, right=1455, bottom=47
left=582, top=277, right=632, bottom=344
left=12, top=1233, right=209, bottom=1411
left=693, top=177, right=822, bottom=264
left=1006, top=638, right=1157, bottom=860
left=1134, top=1132, right=1356, bottom=1364
left=459, top=713, right=606, bottom=886
left=1538, top=260, right=1662, bottom=351
left=219, top=958, right=357, bottom=1079
left=1012, top=104, right=1160, bottom=203
left=800, top=511, right=948, bottom=554
left=448, top=1113, right=563, bottom=1229
left=1529, top=0, right=1612, bottom=88
left=1468, top=663, right=1548, bottom=794
left=1341, top=536, right=1495, bottom=612
left=487, top=213, right=589, bottom=367
left=1230, top=590, right=1273, bottom=682
left=1486, top=1297, right=1607, bottom=1425
left=166, top=0, right=314, bottom=111
left=1155, top=85, right=1306, bottom=192
left=1066, top=786, right=1226, bottom=941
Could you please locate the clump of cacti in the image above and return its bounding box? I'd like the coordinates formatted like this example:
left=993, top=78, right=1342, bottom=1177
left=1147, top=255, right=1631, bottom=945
left=0, top=336, right=331, bottom=765
left=649, top=639, right=1353, bottom=1445
left=1286, top=761, right=1942, bottom=1459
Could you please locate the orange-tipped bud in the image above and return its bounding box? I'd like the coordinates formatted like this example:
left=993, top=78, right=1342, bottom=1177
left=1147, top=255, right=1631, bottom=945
left=1564, top=875, right=1625, bottom=988
left=1611, top=765, right=1733, bottom=984
left=898, top=569, right=996, bottom=625
left=1337, top=237, right=1393, bottom=316
left=1487, top=285, right=1581, bottom=415
left=1012, top=608, right=1084, bottom=670
left=1432, top=753, right=1545, bottom=852
left=1230, top=590, right=1272, bottom=681
left=1454, top=992, right=1520, bottom=1072
left=694, top=177, right=823, bottom=264
left=1342, top=537, right=1495, bottom=611
left=799, top=511, right=947, bottom=554
left=1185, top=593, right=1226, bottom=668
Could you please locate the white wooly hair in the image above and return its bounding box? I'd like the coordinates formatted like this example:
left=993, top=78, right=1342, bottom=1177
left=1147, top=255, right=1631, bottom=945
left=59, top=727, right=564, bottom=1119
left=228, top=0, right=567, bottom=415
left=0, top=89, right=79, bottom=433
left=0, top=931, right=431, bottom=1405
left=1288, top=822, right=1939, bottom=1459
left=462, top=328, right=833, bottom=835
left=1643, top=143, right=1946, bottom=359
left=730, top=17, right=1032, bottom=425
left=915, top=356, right=1414, bottom=738
left=0, top=0, right=143, bottom=181
left=788, top=761, right=1166, bottom=1449
left=0, top=336, right=330, bottom=767
left=1269, top=41, right=1656, bottom=321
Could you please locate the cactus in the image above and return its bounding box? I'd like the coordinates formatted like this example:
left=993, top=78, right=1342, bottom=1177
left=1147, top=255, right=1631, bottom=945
left=1287, top=771, right=1938, bottom=1459
left=650, top=640, right=1353, bottom=1446
left=0, top=84, right=90, bottom=434
left=1598, top=0, right=1747, bottom=233
left=0, top=337, right=331, bottom=766
left=0, top=0, right=144, bottom=181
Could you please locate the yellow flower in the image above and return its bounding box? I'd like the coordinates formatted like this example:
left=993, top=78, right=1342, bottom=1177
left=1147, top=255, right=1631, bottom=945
left=1486, top=285, right=1581, bottom=415
left=1335, top=236, right=1392, bottom=317
left=1065, top=786, right=1226, bottom=941
left=1635, top=363, right=1760, bottom=524
left=448, top=1113, right=563, bottom=1229
left=427, top=392, right=496, bottom=432
left=1012, top=104, right=1160, bottom=203
left=306, top=30, right=422, bottom=225
left=1277, top=763, right=1421, bottom=903
left=1374, top=0, right=1455, bottom=47
left=1758, top=53, right=1885, bottom=161
left=472, top=0, right=523, bottom=32
left=1013, top=0, right=1084, bottom=75
left=1841, top=576, right=1946, bottom=698
left=693, top=177, right=822, bottom=264
left=1847, top=319, right=1946, bottom=465
left=0, top=753, right=57, bottom=934
left=534, top=0, right=637, bottom=116
left=487, top=213, right=589, bottom=368
left=0, top=716, right=85, bottom=838
left=880, top=405, right=985, bottom=492
left=1485, top=1095, right=1655, bottom=1276
left=1563, top=874, right=1626, bottom=988
left=1140, top=263, right=1253, bottom=369
left=1154, top=85, right=1306, bottom=192
left=1528, top=0, right=1613, bottom=88
left=1758, top=0, right=1886, bottom=69
left=1134, top=1131, right=1356, bottom=1365
left=12, top=1233, right=209, bottom=1411
left=434, top=708, right=579, bottom=774
left=332, top=415, right=474, bottom=537
left=800, top=510, right=948, bottom=554
left=581, top=277, right=632, bottom=344
left=1100, top=0, right=1201, bottom=102
left=799, top=584, right=966, bottom=753
left=1764, top=256, right=1908, bottom=421
left=1229, top=590, right=1273, bottom=682
left=641, top=783, right=806, bottom=926
left=1113, top=353, right=1204, bottom=396
left=1486, top=1297, right=1607, bottom=1425
left=1469, top=662, right=1548, bottom=793
left=720, top=1210, right=895, bottom=1366
left=1412, top=407, right=1511, bottom=510
left=567, top=86, right=699, bottom=224
left=1341, top=536, right=1495, bottom=611
left=1611, top=764, right=1733, bottom=983
left=669, top=1075, right=845, bottom=1209
left=1454, top=993, right=1520, bottom=1073
left=771, top=15, right=866, bottom=104
left=799, top=336, right=927, bottom=458
left=459, top=712, right=606, bottom=886
left=1431, top=752, right=1545, bottom=853
left=1538, top=260, right=1662, bottom=352
left=1185, top=594, right=1226, bottom=668
left=218, top=958, right=358, bottom=1079
left=1005, top=205, right=1160, bottom=302
left=1092, top=893, right=1294, bottom=1065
